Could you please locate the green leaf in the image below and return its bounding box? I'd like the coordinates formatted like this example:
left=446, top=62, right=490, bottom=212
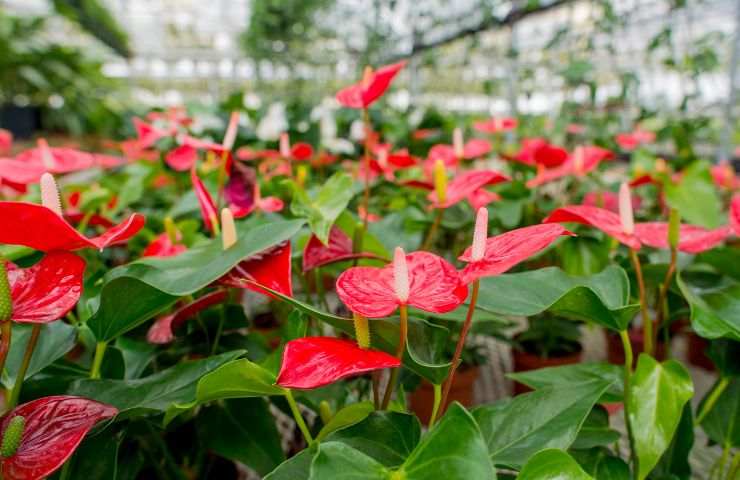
left=291, top=172, right=355, bottom=244
left=476, top=266, right=639, bottom=331
left=316, top=402, right=375, bottom=442
left=697, top=247, right=740, bottom=281
left=518, top=449, right=594, bottom=480
left=628, top=354, right=694, bottom=480
left=62, top=427, right=122, bottom=480
left=398, top=403, right=495, bottom=479
left=67, top=351, right=243, bottom=419
left=473, top=379, right=614, bottom=469
left=327, top=412, right=421, bottom=467
left=197, top=398, right=285, bottom=476
left=309, top=442, right=388, bottom=480
left=570, top=447, right=630, bottom=479
left=699, top=377, right=739, bottom=448
left=507, top=362, right=623, bottom=402
left=2, top=322, right=77, bottom=388
left=677, top=271, right=740, bottom=340
left=651, top=404, right=694, bottom=480
left=664, top=161, right=723, bottom=228
left=570, top=405, right=620, bottom=450
left=265, top=448, right=314, bottom=480
left=560, top=236, right=611, bottom=276
left=164, top=358, right=286, bottom=425
left=115, top=337, right=157, bottom=379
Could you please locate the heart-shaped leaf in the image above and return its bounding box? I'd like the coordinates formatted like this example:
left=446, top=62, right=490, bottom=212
left=677, top=271, right=740, bottom=340
left=507, top=362, right=623, bottom=402
left=2, top=322, right=77, bottom=388
left=517, top=449, right=594, bottom=480
left=316, top=402, right=375, bottom=442
left=291, top=172, right=356, bottom=244
left=309, top=442, right=388, bottom=480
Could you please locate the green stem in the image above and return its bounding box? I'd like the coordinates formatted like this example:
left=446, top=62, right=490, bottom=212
left=89, top=341, right=108, bottom=379
left=371, top=371, right=381, bottom=410
left=620, top=330, right=637, bottom=479
left=285, top=389, right=314, bottom=446
left=629, top=249, right=654, bottom=357
left=211, top=305, right=226, bottom=356
left=727, top=451, right=740, bottom=480
left=381, top=304, right=408, bottom=409
left=718, top=443, right=731, bottom=479
left=315, top=268, right=329, bottom=311
left=440, top=279, right=480, bottom=411
left=421, top=209, right=443, bottom=251
left=8, top=324, right=41, bottom=409
left=58, top=458, right=72, bottom=480
left=76, top=211, right=95, bottom=234
left=429, top=383, right=442, bottom=427
left=0, top=321, right=11, bottom=379
left=695, top=377, right=730, bottom=425
left=656, top=246, right=677, bottom=347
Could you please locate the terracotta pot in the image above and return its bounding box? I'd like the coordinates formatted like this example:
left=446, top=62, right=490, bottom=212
left=511, top=347, right=583, bottom=395
left=605, top=329, right=666, bottom=367
left=409, top=366, right=479, bottom=425
left=686, top=331, right=715, bottom=371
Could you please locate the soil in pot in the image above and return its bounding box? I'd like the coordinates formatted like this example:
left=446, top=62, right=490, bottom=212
left=409, top=366, right=479, bottom=425
left=605, top=328, right=666, bottom=367
left=511, top=343, right=583, bottom=395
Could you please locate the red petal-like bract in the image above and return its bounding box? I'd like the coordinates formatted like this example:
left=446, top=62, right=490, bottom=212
left=142, top=233, right=187, bottom=258
left=225, top=163, right=257, bottom=215
left=543, top=205, right=641, bottom=249
left=583, top=191, right=642, bottom=213
left=526, top=146, right=613, bottom=188
left=336, top=251, right=468, bottom=318
left=0, top=159, right=45, bottom=185
left=165, top=145, right=198, bottom=171
left=634, top=223, right=731, bottom=254
left=336, top=61, right=406, bottom=109
left=147, top=290, right=229, bottom=344
left=15, top=145, right=95, bottom=175
left=459, top=224, right=574, bottom=284
left=0, top=202, right=144, bottom=251
left=428, top=169, right=510, bottom=209
left=467, top=188, right=500, bottom=211
left=0, top=129, right=12, bottom=155
left=190, top=168, right=218, bottom=234
left=514, top=138, right=568, bottom=168
left=0, top=396, right=117, bottom=480
left=473, top=117, right=517, bottom=134
left=463, top=139, right=491, bottom=159
left=7, top=252, right=85, bottom=323
left=302, top=226, right=383, bottom=272
left=276, top=337, right=400, bottom=389
left=221, top=241, right=293, bottom=298
left=291, top=143, right=314, bottom=161
left=616, top=129, right=655, bottom=150
left=731, top=194, right=740, bottom=236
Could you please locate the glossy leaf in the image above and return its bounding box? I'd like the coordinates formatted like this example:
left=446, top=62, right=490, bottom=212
left=476, top=266, right=639, bottom=331
left=0, top=396, right=117, bottom=480
left=309, top=442, right=388, bottom=480
left=570, top=405, right=621, bottom=450
left=517, top=449, right=594, bottom=480
left=699, top=377, right=739, bottom=448
left=326, top=412, right=421, bottom=467
left=507, top=362, right=623, bottom=402
left=3, top=322, right=77, bottom=388
left=291, top=172, right=355, bottom=245
left=68, top=351, right=242, bottom=418
left=316, top=402, right=375, bottom=442
left=677, top=271, right=739, bottom=340
left=664, top=161, right=723, bottom=229
left=652, top=404, right=694, bottom=480
left=628, top=354, right=694, bottom=480
left=264, top=448, right=314, bottom=480
left=473, top=378, right=614, bottom=468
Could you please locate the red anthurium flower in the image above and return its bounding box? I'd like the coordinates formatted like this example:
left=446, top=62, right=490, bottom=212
left=276, top=337, right=401, bottom=389
left=633, top=223, right=731, bottom=254
left=165, top=135, right=231, bottom=172
left=63, top=191, right=116, bottom=229
left=147, top=290, right=228, bottom=344
left=731, top=194, right=739, bottom=236
left=142, top=233, right=187, bottom=258
left=191, top=167, right=219, bottom=234
left=6, top=252, right=85, bottom=323
left=473, top=117, right=518, bottom=134
left=225, top=163, right=283, bottom=217
left=427, top=169, right=510, bottom=209
left=583, top=191, right=641, bottom=213
left=336, top=61, right=406, bottom=109
left=616, top=128, right=655, bottom=150
left=412, top=128, right=439, bottom=140
left=336, top=250, right=468, bottom=318
left=15, top=139, right=95, bottom=175
left=543, top=204, right=642, bottom=249
left=0, top=396, right=117, bottom=480
left=278, top=134, right=314, bottom=162
left=0, top=159, right=45, bottom=186
left=467, top=189, right=501, bottom=211
left=0, top=128, right=12, bottom=155
left=146, top=106, right=193, bottom=128
left=302, top=226, right=384, bottom=272
left=357, top=206, right=380, bottom=223
left=459, top=220, right=573, bottom=284
left=132, top=117, right=174, bottom=148
left=711, top=161, right=739, bottom=190
left=526, top=146, right=614, bottom=188
left=514, top=138, right=569, bottom=168
left=221, top=241, right=293, bottom=298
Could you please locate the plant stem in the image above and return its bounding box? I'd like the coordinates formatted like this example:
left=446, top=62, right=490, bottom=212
left=315, top=268, right=329, bottom=311
left=89, top=341, right=108, bottom=379
left=371, top=371, right=381, bottom=410
left=361, top=108, right=372, bottom=233
left=429, top=383, right=442, bottom=427
left=285, top=389, right=314, bottom=446
left=695, top=377, right=730, bottom=425
left=8, top=324, right=41, bottom=409
left=619, top=329, right=637, bottom=479
left=655, top=246, right=677, bottom=342
left=215, top=149, right=230, bottom=210
left=58, top=458, right=72, bottom=480
left=0, top=321, right=11, bottom=377
left=629, top=249, right=653, bottom=357
left=210, top=305, right=226, bottom=356
left=421, top=209, right=443, bottom=251
left=381, top=304, right=409, bottom=409
left=727, top=451, right=740, bottom=480
left=440, top=279, right=480, bottom=411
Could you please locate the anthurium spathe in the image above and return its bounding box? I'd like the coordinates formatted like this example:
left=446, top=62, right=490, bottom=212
left=526, top=146, right=614, bottom=188
left=0, top=395, right=117, bottom=480
left=543, top=204, right=642, bottom=249
left=221, top=241, right=293, bottom=298
left=513, top=138, right=568, bottom=168
left=336, top=249, right=467, bottom=318
left=427, top=169, right=510, bottom=209
left=225, top=163, right=284, bottom=217
left=615, top=127, right=655, bottom=150
left=5, top=252, right=84, bottom=323
left=15, top=139, right=95, bottom=176
left=275, top=337, right=401, bottom=389
left=147, top=290, right=229, bottom=344
left=191, top=167, right=219, bottom=234
left=336, top=61, right=406, bottom=109
left=0, top=175, right=144, bottom=252
left=302, top=226, right=384, bottom=272
left=473, top=117, right=518, bottom=134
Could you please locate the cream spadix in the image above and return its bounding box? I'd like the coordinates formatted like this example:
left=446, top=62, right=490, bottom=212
left=393, top=246, right=409, bottom=303
left=471, top=207, right=488, bottom=262
left=40, top=172, right=63, bottom=216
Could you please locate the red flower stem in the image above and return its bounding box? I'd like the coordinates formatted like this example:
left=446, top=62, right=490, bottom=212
left=285, top=389, right=314, bottom=446
left=89, top=341, right=108, bottom=379
left=629, top=249, right=653, bottom=356
left=381, top=304, right=408, bottom=409
left=0, top=320, right=11, bottom=379
left=361, top=108, right=371, bottom=233
left=421, top=209, right=443, bottom=251
left=7, top=323, right=41, bottom=409
left=619, top=330, right=637, bottom=475
left=439, top=279, right=480, bottom=415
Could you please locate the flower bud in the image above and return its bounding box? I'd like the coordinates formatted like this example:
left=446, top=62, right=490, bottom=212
left=668, top=208, right=680, bottom=249
left=0, top=260, right=12, bottom=323
left=353, top=313, right=371, bottom=349
left=393, top=247, right=409, bottom=303
left=0, top=416, right=25, bottom=458
left=221, top=208, right=237, bottom=250
left=40, top=172, right=63, bottom=216
left=433, top=159, right=447, bottom=205
left=279, top=132, right=291, bottom=159
left=471, top=207, right=488, bottom=262
left=453, top=127, right=464, bottom=159
left=619, top=182, right=634, bottom=235
left=37, top=138, right=54, bottom=170
left=222, top=111, right=240, bottom=151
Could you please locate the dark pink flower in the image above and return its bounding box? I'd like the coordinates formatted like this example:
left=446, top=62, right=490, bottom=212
left=336, top=62, right=406, bottom=109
